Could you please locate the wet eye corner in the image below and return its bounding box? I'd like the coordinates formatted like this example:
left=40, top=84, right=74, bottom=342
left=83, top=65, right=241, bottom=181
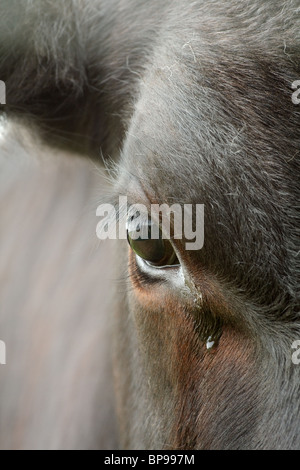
left=96, top=196, right=205, bottom=251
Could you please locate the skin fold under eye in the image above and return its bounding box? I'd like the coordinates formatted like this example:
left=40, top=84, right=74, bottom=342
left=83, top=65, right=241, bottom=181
left=126, top=217, right=180, bottom=268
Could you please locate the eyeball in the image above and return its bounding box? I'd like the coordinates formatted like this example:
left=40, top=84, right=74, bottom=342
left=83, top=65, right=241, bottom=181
left=127, top=217, right=179, bottom=267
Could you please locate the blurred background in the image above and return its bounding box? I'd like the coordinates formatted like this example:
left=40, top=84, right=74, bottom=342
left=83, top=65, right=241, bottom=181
left=0, top=119, right=118, bottom=449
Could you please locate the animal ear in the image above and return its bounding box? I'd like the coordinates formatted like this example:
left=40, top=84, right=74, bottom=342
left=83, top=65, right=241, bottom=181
left=0, top=1, right=146, bottom=159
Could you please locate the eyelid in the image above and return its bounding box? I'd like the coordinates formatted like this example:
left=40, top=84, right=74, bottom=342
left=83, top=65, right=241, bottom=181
left=136, top=253, right=183, bottom=280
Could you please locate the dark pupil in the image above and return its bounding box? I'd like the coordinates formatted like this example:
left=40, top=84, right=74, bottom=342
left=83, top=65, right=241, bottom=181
left=127, top=219, right=178, bottom=267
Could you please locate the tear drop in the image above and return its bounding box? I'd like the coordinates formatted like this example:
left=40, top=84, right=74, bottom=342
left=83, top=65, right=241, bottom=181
left=206, top=336, right=215, bottom=349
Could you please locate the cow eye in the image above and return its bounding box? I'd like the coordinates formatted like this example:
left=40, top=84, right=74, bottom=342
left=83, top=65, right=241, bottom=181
left=126, top=218, right=179, bottom=267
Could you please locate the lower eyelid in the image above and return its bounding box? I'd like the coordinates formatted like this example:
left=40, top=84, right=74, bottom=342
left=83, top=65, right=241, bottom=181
left=127, top=249, right=184, bottom=293
left=136, top=256, right=185, bottom=291
left=136, top=253, right=180, bottom=274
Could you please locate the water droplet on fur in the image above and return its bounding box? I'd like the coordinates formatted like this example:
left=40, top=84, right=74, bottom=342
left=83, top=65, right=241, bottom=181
left=206, top=336, right=215, bottom=349
left=205, top=330, right=222, bottom=351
